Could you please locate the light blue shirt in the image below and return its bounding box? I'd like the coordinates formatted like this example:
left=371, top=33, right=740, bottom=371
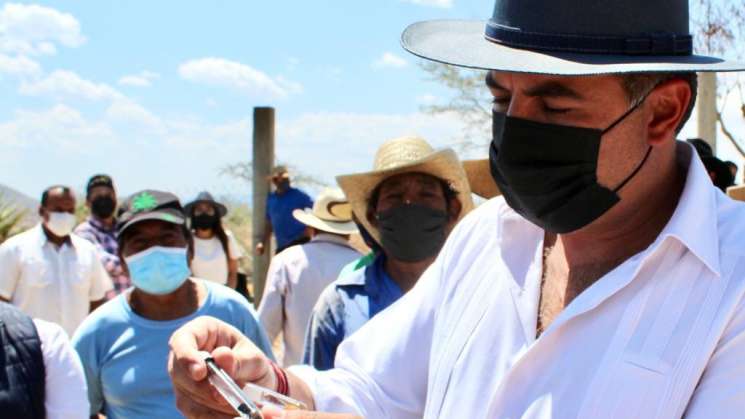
left=303, top=254, right=403, bottom=370
left=72, top=280, right=274, bottom=419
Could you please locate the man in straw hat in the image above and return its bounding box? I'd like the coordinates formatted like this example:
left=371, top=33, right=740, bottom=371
left=169, top=0, right=745, bottom=417
left=258, top=188, right=361, bottom=367
left=303, top=136, right=473, bottom=371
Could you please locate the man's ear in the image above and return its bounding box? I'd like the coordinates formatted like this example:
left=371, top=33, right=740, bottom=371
left=366, top=205, right=378, bottom=228
left=645, top=78, right=692, bottom=146
left=448, top=198, right=462, bottom=222
left=118, top=248, right=130, bottom=277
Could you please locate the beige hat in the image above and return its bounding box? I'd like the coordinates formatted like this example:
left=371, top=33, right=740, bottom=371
left=336, top=136, right=474, bottom=243
left=292, top=187, right=358, bottom=235
left=727, top=185, right=745, bottom=202
left=462, top=159, right=501, bottom=199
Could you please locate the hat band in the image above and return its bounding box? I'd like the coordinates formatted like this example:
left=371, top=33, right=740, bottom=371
left=485, top=21, right=692, bottom=56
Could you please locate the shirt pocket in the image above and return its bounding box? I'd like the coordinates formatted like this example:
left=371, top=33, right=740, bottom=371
left=21, top=259, right=50, bottom=287
left=72, top=259, right=94, bottom=290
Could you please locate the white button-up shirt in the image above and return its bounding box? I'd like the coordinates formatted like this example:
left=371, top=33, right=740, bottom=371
left=259, top=233, right=361, bottom=366
left=290, top=146, right=745, bottom=418
left=0, top=225, right=113, bottom=336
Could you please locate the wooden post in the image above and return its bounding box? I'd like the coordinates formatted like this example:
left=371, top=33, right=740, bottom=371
left=697, top=72, right=718, bottom=154
left=252, top=107, right=275, bottom=306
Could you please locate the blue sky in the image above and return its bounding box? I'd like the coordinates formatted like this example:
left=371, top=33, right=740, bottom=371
left=1, top=0, right=743, bottom=203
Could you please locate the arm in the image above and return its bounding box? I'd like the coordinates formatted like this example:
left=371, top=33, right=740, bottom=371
left=88, top=249, right=113, bottom=311
left=256, top=223, right=272, bottom=255
left=227, top=259, right=238, bottom=289
left=0, top=241, right=20, bottom=301
left=226, top=232, right=242, bottom=290
left=257, top=257, right=288, bottom=344
left=35, top=319, right=91, bottom=419
left=303, top=292, right=344, bottom=371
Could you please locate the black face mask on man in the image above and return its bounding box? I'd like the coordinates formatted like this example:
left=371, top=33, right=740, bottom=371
left=376, top=203, right=449, bottom=262
left=91, top=196, right=116, bottom=219
left=489, top=94, right=653, bottom=234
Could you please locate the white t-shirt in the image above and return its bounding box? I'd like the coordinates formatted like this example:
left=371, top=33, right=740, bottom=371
left=34, top=318, right=90, bottom=419
left=0, top=225, right=113, bottom=336
left=191, top=230, right=243, bottom=285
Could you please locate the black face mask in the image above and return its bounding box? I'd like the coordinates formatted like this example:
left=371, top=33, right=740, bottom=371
left=376, top=204, right=449, bottom=263
left=489, top=99, right=652, bottom=234
left=192, top=214, right=218, bottom=230
left=91, top=196, right=116, bottom=219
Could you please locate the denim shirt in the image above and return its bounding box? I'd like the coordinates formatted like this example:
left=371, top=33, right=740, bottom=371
left=303, top=254, right=403, bottom=370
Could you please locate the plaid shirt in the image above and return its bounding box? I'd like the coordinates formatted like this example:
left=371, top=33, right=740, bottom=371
left=74, top=217, right=130, bottom=298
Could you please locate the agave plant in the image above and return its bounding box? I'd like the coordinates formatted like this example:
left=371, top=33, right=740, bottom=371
left=0, top=194, right=27, bottom=244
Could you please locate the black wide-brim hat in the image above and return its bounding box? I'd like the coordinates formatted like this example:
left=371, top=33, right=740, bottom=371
left=402, top=0, right=745, bottom=75
left=184, top=191, right=228, bottom=218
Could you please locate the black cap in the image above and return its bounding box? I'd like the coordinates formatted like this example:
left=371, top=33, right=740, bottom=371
left=116, top=190, right=185, bottom=236
left=86, top=174, right=115, bottom=195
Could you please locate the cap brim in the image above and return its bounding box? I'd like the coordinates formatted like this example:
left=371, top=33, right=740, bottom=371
left=292, top=208, right=359, bottom=235
left=402, top=20, right=745, bottom=75
left=117, top=210, right=185, bottom=236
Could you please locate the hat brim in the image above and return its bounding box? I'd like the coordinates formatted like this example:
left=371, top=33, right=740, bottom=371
left=336, top=148, right=474, bottom=244
left=117, top=210, right=185, bottom=236
left=463, top=159, right=501, bottom=199
left=292, top=208, right=359, bottom=235
left=402, top=20, right=745, bottom=75
left=727, top=185, right=745, bottom=202
left=183, top=200, right=227, bottom=217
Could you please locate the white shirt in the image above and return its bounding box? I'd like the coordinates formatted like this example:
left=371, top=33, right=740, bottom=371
left=259, top=233, right=360, bottom=366
left=191, top=230, right=243, bottom=285
left=0, top=225, right=113, bottom=336
left=290, top=145, right=745, bottom=418
left=33, top=318, right=90, bottom=419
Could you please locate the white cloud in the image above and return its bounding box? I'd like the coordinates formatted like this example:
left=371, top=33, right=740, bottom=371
left=179, top=57, right=302, bottom=100
left=0, top=3, right=85, bottom=56
left=417, top=94, right=439, bottom=105
left=105, top=100, right=163, bottom=131
left=19, top=70, right=123, bottom=101
left=0, top=53, right=40, bottom=76
left=373, top=52, right=408, bottom=69
left=118, top=70, right=160, bottom=87
left=401, top=0, right=453, bottom=8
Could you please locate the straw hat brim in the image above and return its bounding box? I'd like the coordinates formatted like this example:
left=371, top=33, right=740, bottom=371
left=402, top=20, right=745, bottom=75
left=336, top=148, right=475, bottom=244
left=292, top=208, right=359, bottom=235
left=462, top=159, right=501, bottom=199
left=727, top=185, right=745, bottom=202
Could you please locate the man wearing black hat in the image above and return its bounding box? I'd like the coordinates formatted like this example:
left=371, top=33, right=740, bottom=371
left=75, top=174, right=130, bottom=297
left=168, top=1, right=745, bottom=418
left=71, top=190, right=274, bottom=419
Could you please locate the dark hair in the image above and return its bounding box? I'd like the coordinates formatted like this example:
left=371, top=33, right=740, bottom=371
left=190, top=204, right=231, bottom=263
left=619, top=72, right=698, bottom=134
left=687, top=138, right=714, bottom=158
left=41, top=185, right=72, bottom=206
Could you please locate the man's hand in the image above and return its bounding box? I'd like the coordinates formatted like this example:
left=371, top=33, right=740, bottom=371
left=255, top=242, right=265, bottom=255
left=168, top=316, right=277, bottom=418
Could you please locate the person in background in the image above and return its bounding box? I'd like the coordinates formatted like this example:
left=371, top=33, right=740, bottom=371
left=72, top=190, right=273, bottom=419
left=256, top=165, right=314, bottom=255
left=185, top=191, right=243, bottom=289
left=688, top=139, right=736, bottom=192
left=303, top=136, right=473, bottom=370
left=0, top=301, right=90, bottom=419
left=258, top=187, right=361, bottom=367
left=724, top=160, right=738, bottom=183
left=0, top=185, right=113, bottom=336
left=75, top=174, right=130, bottom=298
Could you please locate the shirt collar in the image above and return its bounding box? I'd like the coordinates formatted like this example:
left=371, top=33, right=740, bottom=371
left=652, top=143, right=721, bottom=276
left=336, top=254, right=387, bottom=297
left=311, top=233, right=352, bottom=247
left=35, top=224, right=74, bottom=248
left=87, top=216, right=116, bottom=233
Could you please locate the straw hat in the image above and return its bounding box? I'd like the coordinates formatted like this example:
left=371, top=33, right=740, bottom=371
left=292, top=188, right=358, bottom=235
left=462, top=159, right=501, bottom=199
left=336, top=136, right=474, bottom=243
left=727, top=185, right=745, bottom=202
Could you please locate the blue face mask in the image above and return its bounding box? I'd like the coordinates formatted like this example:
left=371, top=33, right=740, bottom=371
left=125, top=246, right=190, bottom=295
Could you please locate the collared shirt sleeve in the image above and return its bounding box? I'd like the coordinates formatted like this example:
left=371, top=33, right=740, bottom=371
left=290, top=247, right=447, bottom=418
left=258, top=256, right=288, bottom=343
left=0, top=239, right=20, bottom=300
left=303, top=286, right=344, bottom=371
left=685, top=294, right=745, bottom=418
left=35, top=319, right=90, bottom=419
left=88, top=249, right=113, bottom=301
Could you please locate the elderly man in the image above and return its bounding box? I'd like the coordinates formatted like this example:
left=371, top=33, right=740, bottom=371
left=259, top=188, right=361, bottom=367
left=168, top=0, right=745, bottom=418
left=304, top=136, right=473, bottom=370
left=256, top=166, right=314, bottom=255
left=75, top=174, right=130, bottom=297
left=0, top=185, right=112, bottom=336
left=72, top=190, right=273, bottom=419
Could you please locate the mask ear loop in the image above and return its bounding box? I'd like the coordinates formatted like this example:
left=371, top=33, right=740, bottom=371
left=613, top=146, right=653, bottom=193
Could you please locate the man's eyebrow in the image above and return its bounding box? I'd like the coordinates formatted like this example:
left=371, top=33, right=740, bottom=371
left=485, top=73, right=507, bottom=91
left=523, top=81, right=584, bottom=100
